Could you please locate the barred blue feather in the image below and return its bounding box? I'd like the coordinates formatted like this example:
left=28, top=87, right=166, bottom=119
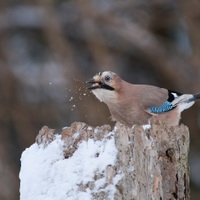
left=149, top=101, right=174, bottom=113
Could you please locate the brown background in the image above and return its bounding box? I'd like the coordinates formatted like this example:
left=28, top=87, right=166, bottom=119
left=0, top=0, right=200, bottom=199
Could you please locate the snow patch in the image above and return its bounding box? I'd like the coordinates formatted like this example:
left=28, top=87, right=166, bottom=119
left=19, top=131, right=120, bottom=200
left=142, top=124, right=151, bottom=131
left=87, top=126, right=93, bottom=131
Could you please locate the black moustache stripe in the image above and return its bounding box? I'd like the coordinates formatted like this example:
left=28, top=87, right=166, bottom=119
left=101, top=84, right=114, bottom=91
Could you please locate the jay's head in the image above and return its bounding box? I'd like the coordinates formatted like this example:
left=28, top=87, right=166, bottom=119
left=87, top=71, right=121, bottom=103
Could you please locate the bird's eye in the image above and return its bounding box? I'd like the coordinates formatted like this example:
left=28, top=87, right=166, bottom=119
left=104, top=75, right=111, bottom=82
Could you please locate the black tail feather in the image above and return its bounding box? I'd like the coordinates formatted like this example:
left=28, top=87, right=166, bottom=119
left=193, top=93, right=200, bottom=100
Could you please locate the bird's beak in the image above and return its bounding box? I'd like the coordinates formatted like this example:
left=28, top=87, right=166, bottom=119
left=86, top=79, right=96, bottom=84
left=87, top=78, right=115, bottom=91
left=86, top=78, right=102, bottom=90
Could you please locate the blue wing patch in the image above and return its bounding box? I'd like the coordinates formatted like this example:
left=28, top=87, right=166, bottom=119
left=149, top=101, right=174, bottom=114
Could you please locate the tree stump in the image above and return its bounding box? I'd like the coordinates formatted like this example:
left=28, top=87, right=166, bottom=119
left=114, top=118, right=190, bottom=200
left=20, top=118, right=190, bottom=200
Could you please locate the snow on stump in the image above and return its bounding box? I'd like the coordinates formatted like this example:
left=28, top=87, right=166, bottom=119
left=19, top=118, right=190, bottom=200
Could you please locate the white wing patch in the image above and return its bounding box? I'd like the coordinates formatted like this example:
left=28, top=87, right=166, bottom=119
left=178, top=101, right=194, bottom=112
left=171, top=94, right=194, bottom=112
left=172, top=94, right=193, bottom=106
left=171, top=92, right=178, bottom=98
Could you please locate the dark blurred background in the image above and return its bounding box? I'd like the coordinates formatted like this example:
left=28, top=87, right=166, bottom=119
left=1, top=0, right=200, bottom=199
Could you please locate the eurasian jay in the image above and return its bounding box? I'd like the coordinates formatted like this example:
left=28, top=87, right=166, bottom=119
left=87, top=71, right=200, bottom=127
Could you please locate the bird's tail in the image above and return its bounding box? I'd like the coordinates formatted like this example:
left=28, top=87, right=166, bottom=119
left=193, top=93, right=200, bottom=101
left=172, top=93, right=200, bottom=106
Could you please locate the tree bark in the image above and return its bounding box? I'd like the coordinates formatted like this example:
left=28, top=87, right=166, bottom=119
left=114, top=118, right=190, bottom=200
left=35, top=117, right=190, bottom=200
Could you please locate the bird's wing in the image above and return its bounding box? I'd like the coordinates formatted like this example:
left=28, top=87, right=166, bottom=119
left=130, top=84, right=183, bottom=114
left=144, top=89, right=183, bottom=114
left=120, top=82, right=184, bottom=115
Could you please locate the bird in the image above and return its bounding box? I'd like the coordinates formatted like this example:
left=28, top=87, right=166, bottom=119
left=87, top=71, right=200, bottom=127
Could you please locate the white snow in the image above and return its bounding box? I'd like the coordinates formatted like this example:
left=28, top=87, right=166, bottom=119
left=142, top=123, right=151, bottom=130
left=19, top=130, right=120, bottom=200
left=69, top=96, right=74, bottom=101
left=87, top=126, right=93, bottom=131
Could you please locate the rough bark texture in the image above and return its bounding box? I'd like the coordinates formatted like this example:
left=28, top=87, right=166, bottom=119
left=114, top=119, right=190, bottom=200
left=36, top=118, right=190, bottom=200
